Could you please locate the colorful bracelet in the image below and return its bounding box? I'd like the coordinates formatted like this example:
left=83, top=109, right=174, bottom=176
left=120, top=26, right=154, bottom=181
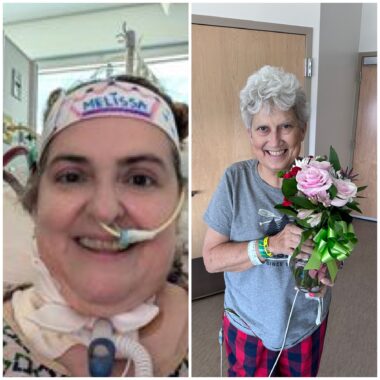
left=258, top=236, right=273, bottom=259
left=263, top=236, right=273, bottom=257
left=247, top=240, right=264, bottom=266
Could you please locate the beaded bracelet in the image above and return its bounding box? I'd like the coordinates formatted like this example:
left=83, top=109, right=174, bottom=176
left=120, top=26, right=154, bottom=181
left=258, top=236, right=273, bottom=259
left=247, top=240, right=264, bottom=266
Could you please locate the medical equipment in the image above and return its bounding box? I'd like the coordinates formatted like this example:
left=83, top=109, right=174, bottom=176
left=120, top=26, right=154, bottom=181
left=218, top=327, right=223, bottom=377
left=100, top=189, right=185, bottom=248
left=88, top=319, right=116, bottom=377
left=88, top=319, right=154, bottom=377
left=88, top=190, right=185, bottom=375
left=268, top=289, right=300, bottom=377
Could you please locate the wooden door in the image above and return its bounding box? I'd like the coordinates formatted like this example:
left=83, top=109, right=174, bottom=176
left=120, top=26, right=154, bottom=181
left=352, top=58, right=377, bottom=219
left=192, top=23, right=306, bottom=298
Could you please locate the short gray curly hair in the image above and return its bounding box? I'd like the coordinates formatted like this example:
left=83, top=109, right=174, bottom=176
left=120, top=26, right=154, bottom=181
left=240, top=65, right=309, bottom=130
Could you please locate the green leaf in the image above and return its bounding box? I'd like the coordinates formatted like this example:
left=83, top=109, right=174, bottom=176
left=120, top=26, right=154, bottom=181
left=296, top=218, right=312, bottom=228
left=339, top=210, right=353, bottom=224
left=282, top=178, right=298, bottom=197
left=288, top=196, right=317, bottom=209
left=357, top=186, right=367, bottom=192
left=328, top=184, right=337, bottom=199
left=332, top=220, right=344, bottom=235
left=277, top=170, right=286, bottom=178
left=301, top=229, right=314, bottom=241
left=329, top=146, right=341, bottom=171
left=346, top=202, right=362, bottom=213
left=329, top=211, right=339, bottom=222
left=274, top=205, right=298, bottom=217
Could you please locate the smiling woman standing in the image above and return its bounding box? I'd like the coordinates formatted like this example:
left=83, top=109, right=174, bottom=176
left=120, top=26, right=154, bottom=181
left=202, top=66, right=333, bottom=377
left=4, top=76, right=188, bottom=377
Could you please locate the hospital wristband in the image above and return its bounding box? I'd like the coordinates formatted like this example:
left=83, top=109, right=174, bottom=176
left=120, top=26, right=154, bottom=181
left=247, top=240, right=264, bottom=266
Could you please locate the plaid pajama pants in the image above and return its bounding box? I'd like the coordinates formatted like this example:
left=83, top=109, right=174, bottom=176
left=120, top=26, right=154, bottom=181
left=223, top=314, right=328, bottom=377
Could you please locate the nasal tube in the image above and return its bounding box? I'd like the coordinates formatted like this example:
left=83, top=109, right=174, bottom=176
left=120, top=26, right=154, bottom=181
left=100, top=189, right=185, bottom=248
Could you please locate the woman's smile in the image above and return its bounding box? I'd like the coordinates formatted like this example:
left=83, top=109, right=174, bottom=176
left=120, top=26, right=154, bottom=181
left=76, top=236, right=126, bottom=253
left=264, top=148, right=288, bottom=158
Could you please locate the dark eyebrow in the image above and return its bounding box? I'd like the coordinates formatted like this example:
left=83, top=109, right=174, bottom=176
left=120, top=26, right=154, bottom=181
left=47, top=153, right=167, bottom=170
left=117, top=154, right=167, bottom=170
left=279, top=120, right=296, bottom=125
left=48, top=154, right=89, bottom=167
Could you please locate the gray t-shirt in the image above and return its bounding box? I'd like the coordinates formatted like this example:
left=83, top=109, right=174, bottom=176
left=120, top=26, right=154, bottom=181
left=204, top=159, right=331, bottom=350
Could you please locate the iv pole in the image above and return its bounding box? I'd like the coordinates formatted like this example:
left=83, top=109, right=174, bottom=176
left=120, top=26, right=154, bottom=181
left=116, top=21, right=160, bottom=87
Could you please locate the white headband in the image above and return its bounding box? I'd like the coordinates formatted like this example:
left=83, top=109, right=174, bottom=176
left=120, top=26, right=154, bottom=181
left=40, top=80, right=179, bottom=160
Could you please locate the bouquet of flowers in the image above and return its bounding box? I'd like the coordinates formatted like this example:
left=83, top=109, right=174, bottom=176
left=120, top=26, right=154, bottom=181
left=275, top=147, right=366, bottom=293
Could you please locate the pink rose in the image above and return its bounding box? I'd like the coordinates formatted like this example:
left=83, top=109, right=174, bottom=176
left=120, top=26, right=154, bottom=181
left=331, top=178, right=357, bottom=207
left=309, top=160, right=332, bottom=171
left=315, top=190, right=332, bottom=207
left=296, top=167, right=332, bottom=197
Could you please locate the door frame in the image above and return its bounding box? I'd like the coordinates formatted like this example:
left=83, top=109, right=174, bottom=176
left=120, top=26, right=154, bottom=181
left=192, top=14, right=313, bottom=155
left=351, top=51, right=377, bottom=222
left=351, top=51, right=377, bottom=166
left=191, top=15, right=313, bottom=299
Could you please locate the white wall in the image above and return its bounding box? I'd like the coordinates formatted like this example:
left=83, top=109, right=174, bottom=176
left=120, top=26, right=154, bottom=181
left=315, top=4, right=362, bottom=168
left=359, top=3, right=377, bottom=52
left=192, top=3, right=321, bottom=155
left=192, top=3, right=321, bottom=27
left=3, top=36, right=31, bottom=125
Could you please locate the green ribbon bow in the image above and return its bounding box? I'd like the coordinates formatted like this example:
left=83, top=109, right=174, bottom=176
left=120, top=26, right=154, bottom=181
left=304, top=221, right=357, bottom=281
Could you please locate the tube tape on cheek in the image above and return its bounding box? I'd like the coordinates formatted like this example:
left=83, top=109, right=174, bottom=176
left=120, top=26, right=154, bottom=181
left=40, top=81, right=180, bottom=161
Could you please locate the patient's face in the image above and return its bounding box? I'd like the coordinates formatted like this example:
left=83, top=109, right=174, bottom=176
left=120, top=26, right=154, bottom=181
left=34, top=117, right=179, bottom=316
